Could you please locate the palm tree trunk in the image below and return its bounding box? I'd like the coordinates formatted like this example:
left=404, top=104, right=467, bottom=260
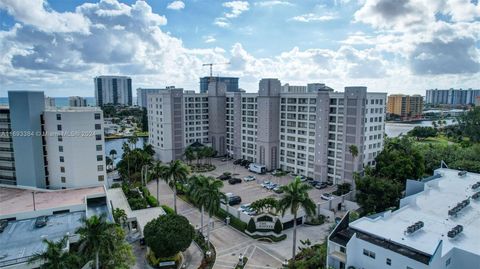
left=200, top=206, right=205, bottom=235
left=206, top=214, right=211, bottom=250
left=173, top=186, right=177, bottom=213
left=156, top=178, right=159, bottom=203
left=292, top=212, right=297, bottom=259
left=95, top=250, right=99, bottom=269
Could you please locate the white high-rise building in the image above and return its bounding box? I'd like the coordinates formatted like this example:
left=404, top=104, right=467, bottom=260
left=94, top=76, right=132, bottom=106
left=68, top=96, right=87, bottom=107
left=147, top=79, right=386, bottom=184
left=43, top=107, right=107, bottom=189
left=4, top=91, right=107, bottom=189
left=327, top=168, right=480, bottom=269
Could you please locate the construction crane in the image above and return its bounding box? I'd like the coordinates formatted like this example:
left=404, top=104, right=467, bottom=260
left=202, top=62, right=230, bottom=77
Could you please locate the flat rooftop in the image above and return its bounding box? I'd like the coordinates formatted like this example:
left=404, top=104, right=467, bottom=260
left=350, top=168, right=480, bottom=258
left=0, top=186, right=105, bottom=216
left=0, top=211, right=85, bottom=267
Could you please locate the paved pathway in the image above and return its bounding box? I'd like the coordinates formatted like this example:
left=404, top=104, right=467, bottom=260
left=147, top=180, right=332, bottom=269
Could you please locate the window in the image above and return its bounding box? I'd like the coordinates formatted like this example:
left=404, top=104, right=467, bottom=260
left=94, top=113, right=101, bottom=120
left=60, top=166, right=65, bottom=173
left=57, top=124, right=62, bottom=131
left=98, top=175, right=104, bottom=182
left=58, top=135, right=63, bottom=142
left=56, top=114, right=61, bottom=120
left=96, top=145, right=102, bottom=151
left=59, top=156, right=64, bottom=162
left=95, top=134, right=102, bottom=141
left=386, top=258, right=391, bottom=266
left=97, top=165, right=103, bottom=172
left=61, top=176, right=66, bottom=183
left=97, top=155, right=103, bottom=161
left=95, top=124, right=101, bottom=130
left=59, top=146, right=63, bottom=152
left=446, top=258, right=451, bottom=266
left=363, top=249, right=375, bottom=259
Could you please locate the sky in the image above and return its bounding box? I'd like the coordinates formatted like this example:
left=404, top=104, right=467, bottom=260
left=0, top=0, right=479, bottom=97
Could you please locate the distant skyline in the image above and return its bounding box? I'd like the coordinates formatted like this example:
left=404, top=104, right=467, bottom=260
left=0, top=0, right=479, bottom=97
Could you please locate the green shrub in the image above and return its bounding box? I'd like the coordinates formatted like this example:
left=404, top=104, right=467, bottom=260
left=305, top=215, right=325, bottom=226
left=247, top=218, right=256, bottom=233
left=250, top=234, right=287, bottom=242
left=140, top=186, right=150, bottom=196
left=146, top=195, right=159, bottom=207
left=128, top=197, right=147, bottom=210
left=215, top=208, right=247, bottom=232
left=274, top=219, right=283, bottom=234
left=111, top=183, right=121, bottom=188
left=161, top=205, right=175, bottom=215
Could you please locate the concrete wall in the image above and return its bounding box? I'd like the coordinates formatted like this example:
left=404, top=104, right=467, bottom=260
left=208, top=81, right=227, bottom=156
left=8, top=91, right=46, bottom=188
left=256, top=79, right=281, bottom=170
left=314, top=91, right=331, bottom=182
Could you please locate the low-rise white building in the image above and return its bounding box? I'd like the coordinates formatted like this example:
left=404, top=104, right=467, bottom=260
left=327, top=168, right=480, bottom=269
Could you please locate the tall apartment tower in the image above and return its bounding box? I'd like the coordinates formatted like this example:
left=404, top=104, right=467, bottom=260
left=200, top=77, right=239, bottom=93
left=147, top=79, right=386, bottom=184
left=8, top=91, right=47, bottom=188
left=0, top=106, right=15, bottom=185
left=94, top=76, right=133, bottom=106
left=43, top=108, right=107, bottom=189
left=256, top=79, right=281, bottom=170
left=387, top=94, right=423, bottom=120
left=4, top=91, right=107, bottom=189
left=69, top=96, right=88, bottom=107
left=136, top=88, right=163, bottom=108
left=426, top=88, right=480, bottom=105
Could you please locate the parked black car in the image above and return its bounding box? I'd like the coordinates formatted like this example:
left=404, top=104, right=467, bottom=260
left=0, top=220, right=8, bottom=233
left=309, top=180, right=321, bottom=186
left=233, top=159, right=243, bottom=165
left=228, top=196, right=242, bottom=206
left=228, top=178, right=242, bottom=185
left=217, top=174, right=232, bottom=181
left=35, top=216, right=48, bottom=228
left=315, top=182, right=328, bottom=189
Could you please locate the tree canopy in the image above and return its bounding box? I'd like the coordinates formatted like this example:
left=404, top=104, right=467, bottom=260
left=374, top=136, right=425, bottom=183
left=143, top=214, right=194, bottom=258
left=407, top=126, right=438, bottom=140
left=355, top=174, right=403, bottom=215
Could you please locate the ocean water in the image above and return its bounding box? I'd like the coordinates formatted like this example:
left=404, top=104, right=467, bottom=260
left=0, top=97, right=96, bottom=107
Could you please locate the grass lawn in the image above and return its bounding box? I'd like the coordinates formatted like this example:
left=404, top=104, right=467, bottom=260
left=414, top=135, right=456, bottom=146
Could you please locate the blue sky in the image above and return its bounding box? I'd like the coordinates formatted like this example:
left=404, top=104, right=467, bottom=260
left=0, top=0, right=479, bottom=97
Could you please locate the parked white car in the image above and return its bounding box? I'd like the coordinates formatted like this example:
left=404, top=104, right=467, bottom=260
left=321, top=193, right=335, bottom=201
left=243, top=175, right=256, bottom=182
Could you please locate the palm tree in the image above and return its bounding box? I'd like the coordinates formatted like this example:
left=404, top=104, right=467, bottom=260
left=277, top=177, right=316, bottom=259
left=198, top=177, right=225, bottom=248
left=128, top=135, right=138, bottom=149
left=121, top=142, right=131, bottom=178
left=188, top=175, right=209, bottom=235
left=152, top=161, right=168, bottom=203
left=163, top=160, right=191, bottom=213
left=204, top=147, right=215, bottom=165
left=28, top=236, right=79, bottom=269
left=195, top=148, right=203, bottom=165
left=184, top=147, right=195, bottom=165
left=349, top=144, right=359, bottom=172
left=76, top=214, right=116, bottom=269
left=109, top=149, right=117, bottom=160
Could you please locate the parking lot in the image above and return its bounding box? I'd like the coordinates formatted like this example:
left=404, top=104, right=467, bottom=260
left=197, top=158, right=338, bottom=210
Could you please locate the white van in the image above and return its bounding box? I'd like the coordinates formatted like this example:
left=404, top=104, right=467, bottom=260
left=248, top=163, right=266, bottom=174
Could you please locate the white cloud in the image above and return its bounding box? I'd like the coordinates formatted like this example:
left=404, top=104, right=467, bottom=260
left=213, top=1, right=249, bottom=27
left=290, top=13, right=338, bottom=22
left=213, top=17, right=230, bottom=28
left=167, top=1, right=185, bottom=10
left=203, top=35, right=216, bottom=43
left=0, top=0, right=90, bottom=33
left=255, top=1, right=293, bottom=7
left=223, top=1, right=249, bottom=18
left=0, top=0, right=478, bottom=96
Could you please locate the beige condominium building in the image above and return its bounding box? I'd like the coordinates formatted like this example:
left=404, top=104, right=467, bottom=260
left=147, top=79, right=386, bottom=184
left=387, top=94, right=423, bottom=120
